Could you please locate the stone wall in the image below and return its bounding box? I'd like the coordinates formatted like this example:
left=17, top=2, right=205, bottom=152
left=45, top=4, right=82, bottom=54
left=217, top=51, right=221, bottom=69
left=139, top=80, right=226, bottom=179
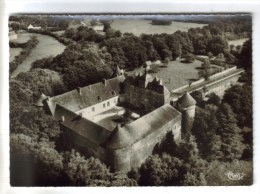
left=107, top=114, right=182, bottom=172
left=195, top=71, right=241, bottom=98
left=62, top=126, right=106, bottom=161
left=125, top=84, right=168, bottom=112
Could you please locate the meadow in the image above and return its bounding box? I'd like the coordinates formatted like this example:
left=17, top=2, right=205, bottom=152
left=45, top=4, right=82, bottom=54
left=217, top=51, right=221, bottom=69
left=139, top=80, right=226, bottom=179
left=228, top=38, right=249, bottom=47
left=126, top=59, right=203, bottom=91
left=9, top=48, right=22, bottom=62
left=10, top=33, right=31, bottom=44
left=11, top=33, right=66, bottom=78
left=110, top=19, right=207, bottom=36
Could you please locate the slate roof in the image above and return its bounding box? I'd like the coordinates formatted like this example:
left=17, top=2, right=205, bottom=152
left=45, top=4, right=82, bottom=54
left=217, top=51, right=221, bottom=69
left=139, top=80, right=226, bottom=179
left=104, top=104, right=181, bottom=149
left=55, top=104, right=112, bottom=145
left=177, top=92, right=196, bottom=108
left=47, top=75, right=125, bottom=113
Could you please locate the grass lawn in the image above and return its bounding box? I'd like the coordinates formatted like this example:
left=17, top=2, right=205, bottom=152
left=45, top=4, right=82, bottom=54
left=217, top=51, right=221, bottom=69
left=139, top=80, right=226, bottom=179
left=9, top=48, right=22, bottom=62
left=10, top=33, right=31, bottom=44
left=126, top=59, right=203, bottom=91
left=11, top=33, right=66, bottom=78
left=110, top=19, right=207, bottom=36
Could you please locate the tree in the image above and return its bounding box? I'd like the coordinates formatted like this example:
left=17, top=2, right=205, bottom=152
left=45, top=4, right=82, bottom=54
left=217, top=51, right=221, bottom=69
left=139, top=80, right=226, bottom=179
left=238, top=39, right=252, bottom=70
left=207, top=92, right=221, bottom=106
left=10, top=133, right=65, bottom=186
left=222, top=85, right=252, bottom=128
left=183, top=53, right=195, bottom=63
left=139, top=154, right=186, bottom=186
left=63, top=150, right=137, bottom=186
left=193, top=36, right=210, bottom=55
left=199, top=59, right=211, bottom=80
left=183, top=172, right=207, bottom=186
left=205, top=160, right=253, bottom=186
left=216, top=103, right=246, bottom=161
left=14, top=68, right=67, bottom=100
left=208, top=36, right=229, bottom=55
left=191, top=105, right=221, bottom=161
left=64, top=150, right=111, bottom=186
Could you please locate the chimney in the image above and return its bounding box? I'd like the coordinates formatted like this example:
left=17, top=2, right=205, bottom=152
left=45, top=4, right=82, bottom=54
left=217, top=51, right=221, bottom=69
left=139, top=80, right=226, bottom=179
left=61, top=116, right=65, bottom=122
left=159, top=79, right=163, bottom=85
left=77, top=87, right=82, bottom=95
left=103, top=78, right=107, bottom=86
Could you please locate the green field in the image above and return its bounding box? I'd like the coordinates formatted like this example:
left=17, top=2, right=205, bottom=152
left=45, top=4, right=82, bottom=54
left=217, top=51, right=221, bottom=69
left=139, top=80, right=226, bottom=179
left=126, top=59, right=203, bottom=91
left=9, top=48, right=22, bottom=62
left=10, top=33, right=31, bottom=44
left=11, top=33, right=66, bottom=78
left=110, top=19, right=207, bottom=36
left=228, top=38, right=248, bottom=47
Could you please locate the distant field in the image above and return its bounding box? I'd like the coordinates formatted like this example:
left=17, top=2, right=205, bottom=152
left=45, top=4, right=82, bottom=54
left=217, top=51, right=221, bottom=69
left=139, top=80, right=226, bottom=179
left=228, top=38, right=248, bottom=46
left=10, top=33, right=31, bottom=44
left=9, top=48, right=22, bottom=62
left=53, top=30, right=65, bottom=35
left=110, top=20, right=207, bottom=36
left=126, top=59, right=203, bottom=91
left=11, top=33, right=66, bottom=78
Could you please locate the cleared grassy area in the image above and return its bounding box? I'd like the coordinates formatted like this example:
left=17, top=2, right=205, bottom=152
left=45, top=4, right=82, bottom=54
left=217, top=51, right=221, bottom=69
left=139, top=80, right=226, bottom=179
left=111, top=19, right=207, bottom=36
left=11, top=33, right=66, bottom=78
left=228, top=38, right=249, bottom=46
left=9, top=48, right=22, bottom=62
left=10, top=33, right=31, bottom=44
left=126, top=59, right=203, bottom=91
left=53, top=30, right=65, bottom=36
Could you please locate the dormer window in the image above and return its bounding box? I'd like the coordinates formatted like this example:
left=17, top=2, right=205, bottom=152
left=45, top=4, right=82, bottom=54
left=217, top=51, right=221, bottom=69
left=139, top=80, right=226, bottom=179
left=98, top=96, right=102, bottom=101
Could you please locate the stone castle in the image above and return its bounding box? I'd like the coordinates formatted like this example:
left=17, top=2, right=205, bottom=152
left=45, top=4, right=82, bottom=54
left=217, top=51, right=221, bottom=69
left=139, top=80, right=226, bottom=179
left=38, top=67, right=197, bottom=172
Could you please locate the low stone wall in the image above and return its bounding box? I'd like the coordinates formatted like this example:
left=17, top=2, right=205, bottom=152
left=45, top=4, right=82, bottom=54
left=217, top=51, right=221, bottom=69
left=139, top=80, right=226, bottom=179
left=171, top=67, right=243, bottom=101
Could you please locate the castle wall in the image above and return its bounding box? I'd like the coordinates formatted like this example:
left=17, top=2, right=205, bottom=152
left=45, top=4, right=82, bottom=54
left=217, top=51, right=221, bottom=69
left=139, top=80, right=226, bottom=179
left=171, top=67, right=244, bottom=101
left=62, top=126, right=107, bottom=161
left=203, top=73, right=240, bottom=98
left=76, top=96, right=119, bottom=119
left=107, top=115, right=182, bottom=172
left=129, top=115, right=182, bottom=170
left=126, top=85, right=166, bottom=111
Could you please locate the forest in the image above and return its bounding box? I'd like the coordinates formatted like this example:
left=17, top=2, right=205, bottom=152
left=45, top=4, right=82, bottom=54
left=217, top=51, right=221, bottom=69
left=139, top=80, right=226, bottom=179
left=9, top=15, right=253, bottom=186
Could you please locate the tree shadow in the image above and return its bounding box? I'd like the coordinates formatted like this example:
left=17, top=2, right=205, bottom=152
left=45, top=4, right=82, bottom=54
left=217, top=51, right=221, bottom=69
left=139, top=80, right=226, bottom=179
left=195, top=67, right=204, bottom=70
left=180, top=59, right=193, bottom=64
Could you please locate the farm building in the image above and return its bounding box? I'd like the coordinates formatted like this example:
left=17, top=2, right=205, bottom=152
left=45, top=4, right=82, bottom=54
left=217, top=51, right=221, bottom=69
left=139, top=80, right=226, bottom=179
left=39, top=67, right=196, bottom=172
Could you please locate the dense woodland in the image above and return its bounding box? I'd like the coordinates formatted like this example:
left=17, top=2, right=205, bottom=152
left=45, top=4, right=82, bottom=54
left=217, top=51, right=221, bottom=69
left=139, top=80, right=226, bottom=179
left=9, top=15, right=253, bottom=186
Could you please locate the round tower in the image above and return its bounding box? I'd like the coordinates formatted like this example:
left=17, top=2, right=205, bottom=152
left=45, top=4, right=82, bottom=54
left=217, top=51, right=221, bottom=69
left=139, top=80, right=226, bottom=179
left=177, top=91, right=197, bottom=137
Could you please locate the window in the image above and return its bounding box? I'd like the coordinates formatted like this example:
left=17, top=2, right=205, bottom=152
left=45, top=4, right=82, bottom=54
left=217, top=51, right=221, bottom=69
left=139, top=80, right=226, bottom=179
left=107, top=101, right=110, bottom=106
left=92, top=107, right=95, bottom=112
left=103, top=103, right=106, bottom=108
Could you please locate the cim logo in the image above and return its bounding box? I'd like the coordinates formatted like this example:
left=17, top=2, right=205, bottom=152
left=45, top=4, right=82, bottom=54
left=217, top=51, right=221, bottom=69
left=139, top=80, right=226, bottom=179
left=225, top=171, right=246, bottom=181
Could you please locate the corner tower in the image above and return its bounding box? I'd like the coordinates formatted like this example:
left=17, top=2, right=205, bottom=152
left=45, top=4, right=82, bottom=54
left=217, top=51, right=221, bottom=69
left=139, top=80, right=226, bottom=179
left=176, top=91, right=196, bottom=137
